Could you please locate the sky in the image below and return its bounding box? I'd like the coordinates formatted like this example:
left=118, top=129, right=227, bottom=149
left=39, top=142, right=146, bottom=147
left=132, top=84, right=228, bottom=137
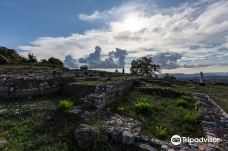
left=0, top=0, right=228, bottom=73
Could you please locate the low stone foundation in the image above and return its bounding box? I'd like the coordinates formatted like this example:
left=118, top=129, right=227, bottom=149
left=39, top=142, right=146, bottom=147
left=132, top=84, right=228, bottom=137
left=138, top=87, right=185, bottom=98
left=78, top=79, right=138, bottom=109
left=194, top=93, right=228, bottom=150
left=62, top=83, right=96, bottom=98
left=0, top=68, right=75, bottom=99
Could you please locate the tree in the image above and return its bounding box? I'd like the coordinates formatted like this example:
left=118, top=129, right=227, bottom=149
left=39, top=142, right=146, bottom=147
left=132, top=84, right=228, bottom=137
left=28, top=53, right=38, bottom=63
left=0, top=54, right=8, bottom=64
left=130, top=56, right=160, bottom=76
left=47, top=57, right=64, bottom=67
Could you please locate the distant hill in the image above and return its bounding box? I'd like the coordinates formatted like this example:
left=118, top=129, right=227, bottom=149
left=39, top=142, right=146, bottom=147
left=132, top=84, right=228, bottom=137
left=171, top=73, right=228, bottom=84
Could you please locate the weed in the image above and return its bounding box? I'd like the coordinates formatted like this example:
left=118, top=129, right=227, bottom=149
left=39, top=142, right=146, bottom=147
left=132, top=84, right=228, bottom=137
left=175, top=98, right=189, bottom=107
left=183, top=111, right=200, bottom=123
left=155, top=125, right=169, bottom=139
left=134, top=96, right=153, bottom=113
left=58, top=100, right=74, bottom=113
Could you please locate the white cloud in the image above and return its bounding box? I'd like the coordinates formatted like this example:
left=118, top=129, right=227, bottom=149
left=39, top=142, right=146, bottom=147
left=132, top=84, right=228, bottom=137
left=19, top=0, right=228, bottom=71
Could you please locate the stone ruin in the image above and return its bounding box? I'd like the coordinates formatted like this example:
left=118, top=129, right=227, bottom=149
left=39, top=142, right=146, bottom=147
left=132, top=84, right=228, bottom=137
left=0, top=67, right=75, bottom=99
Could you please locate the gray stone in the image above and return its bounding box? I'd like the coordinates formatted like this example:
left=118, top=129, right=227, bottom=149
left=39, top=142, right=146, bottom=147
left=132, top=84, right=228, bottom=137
left=72, top=106, right=82, bottom=114
left=188, top=143, right=199, bottom=150
left=138, top=143, right=159, bottom=151
left=122, top=131, right=134, bottom=145
left=161, top=144, right=169, bottom=151
left=0, top=139, right=6, bottom=149
left=75, top=124, right=97, bottom=150
left=0, top=109, right=7, bottom=114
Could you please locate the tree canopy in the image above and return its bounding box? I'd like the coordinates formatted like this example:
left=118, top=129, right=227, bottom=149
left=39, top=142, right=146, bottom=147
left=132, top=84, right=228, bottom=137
left=0, top=46, right=63, bottom=68
left=130, top=56, right=160, bottom=76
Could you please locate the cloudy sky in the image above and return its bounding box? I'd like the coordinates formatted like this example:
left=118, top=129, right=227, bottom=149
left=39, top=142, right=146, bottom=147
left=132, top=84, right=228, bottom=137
left=1, top=0, right=228, bottom=73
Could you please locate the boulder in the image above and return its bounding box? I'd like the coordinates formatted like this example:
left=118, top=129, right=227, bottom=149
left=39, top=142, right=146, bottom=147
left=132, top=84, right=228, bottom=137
left=122, top=131, right=134, bottom=145
left=75, top=124, right=97, bottom=150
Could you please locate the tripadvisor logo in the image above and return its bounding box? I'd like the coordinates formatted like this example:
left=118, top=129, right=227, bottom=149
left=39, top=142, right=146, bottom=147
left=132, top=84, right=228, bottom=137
left=171, top=135, right=182, bottom=145
left=171, top=135, right=221, bottom=145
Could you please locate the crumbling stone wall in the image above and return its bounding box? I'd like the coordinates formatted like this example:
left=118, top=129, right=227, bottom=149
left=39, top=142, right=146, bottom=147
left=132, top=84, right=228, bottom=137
left=79, top=79, right=138, bottom=109
left=195, top=93, right=228, bottom=149
left=0, top=67, right=75, bottom=99
left=62, top=83, right=96, bottom=98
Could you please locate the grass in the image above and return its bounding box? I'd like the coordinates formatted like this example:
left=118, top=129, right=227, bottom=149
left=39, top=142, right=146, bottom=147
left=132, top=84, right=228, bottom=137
left=58, top=100, right=74, bottom=113
left=198, top=84, right=228, bottom=113
left=0, top=95, right=140, bottom=151
left=115, top=89, right=204, bottom=140
left=73, top=79, right=102, bottom=85
left=0, top=96, right=82, bottom=151
left=145, top=81, right=194, bottom=95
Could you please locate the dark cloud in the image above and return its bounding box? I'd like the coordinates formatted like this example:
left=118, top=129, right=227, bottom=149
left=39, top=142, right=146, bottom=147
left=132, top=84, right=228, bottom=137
left=64, top=46, right=128, bottom=69
left=153, top=52, right=182, bottom=69
left=64, top=55, right=78, bottom=68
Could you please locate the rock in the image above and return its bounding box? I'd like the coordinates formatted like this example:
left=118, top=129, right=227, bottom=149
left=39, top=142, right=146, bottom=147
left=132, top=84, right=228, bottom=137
left=75, top=124, right=97, bottom=150
left=107, top=128, right=122, bottom=143
left=10, top=87, right=14, bottom=92
left=0, top=139, right=6, bottom=149
left=13, top=109, right=20, bottom=116
left=122, top=131, right=134, bottom=145
left=72, top=106, right=82, bottom=114
left=161, top=144, right=169, bottom=151
left=188, top=143, right=199, bottom=150
left=0, top=109, right=7, bottom=114
left=138, top=143, right=159, bottom=151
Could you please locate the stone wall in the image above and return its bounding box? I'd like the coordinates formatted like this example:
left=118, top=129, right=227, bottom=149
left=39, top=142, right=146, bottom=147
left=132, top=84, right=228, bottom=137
left=79, top=79, right=139, bottom=109
left=62, top=83, right=96, bottom=98
left=0, top=67, right=75, bottom=99
left=138, top=87, right=185, bottom=98
left=194, top=93, right=228, bottom=150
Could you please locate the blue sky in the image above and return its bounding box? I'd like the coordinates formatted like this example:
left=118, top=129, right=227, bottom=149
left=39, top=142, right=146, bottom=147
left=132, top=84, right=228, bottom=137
left=0, top=0, right=228, bottom=73
left=0, top=0, right=195, bottom=48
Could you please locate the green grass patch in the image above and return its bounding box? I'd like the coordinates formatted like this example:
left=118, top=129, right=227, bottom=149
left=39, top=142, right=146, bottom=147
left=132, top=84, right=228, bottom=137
left=135, top=96, right=153, bottom=114
left=58, top=100, right=74, bottom=113
left=198, top=84, right=228, bottom=113
left=114, top=89, right=204, bottom=140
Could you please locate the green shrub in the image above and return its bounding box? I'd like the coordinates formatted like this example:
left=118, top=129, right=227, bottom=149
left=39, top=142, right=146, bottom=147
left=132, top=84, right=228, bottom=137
left=183, top=111, right=200, bottom=123
left=181, top=95, right=192, bottom=101
left=134, top=97, right=153, bottom=113
left=175, top=98, right=189, bottom=107
left=194, top=100, right=200, bottom=110
left=58, top=100, right=74, bottom=113
left=117, top=107, right=126, bottom=114
left=155, top=126, right=169, bottom=139
left=0, top=54, right=8, bottom=64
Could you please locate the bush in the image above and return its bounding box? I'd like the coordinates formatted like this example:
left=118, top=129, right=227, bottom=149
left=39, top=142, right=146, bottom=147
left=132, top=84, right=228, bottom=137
left=181, top=95, right=192, bottom=101
left=135, top=96, right=153, bottom=113
left=47, top=57, right=64, bottom=67
left=175, top=98, right=189, bottom=107
left=183, top=111, right=200, bottom=123
left=155, top=126, right=169, bottom=139
left=194, top=100, right=200, bottom=110
left=58, top=100, right=74, bottom=113
left=117, top=107, right=126, bottom=114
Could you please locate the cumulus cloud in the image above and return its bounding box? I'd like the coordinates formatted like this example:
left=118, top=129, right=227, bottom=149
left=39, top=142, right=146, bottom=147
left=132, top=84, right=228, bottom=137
left=153, top=52, right=182, bottom=69
left=79, top=46, right=127, bottom=68
left=64, top=55, right=78, bottom=69
left=18, top=0, right=228, bottom=71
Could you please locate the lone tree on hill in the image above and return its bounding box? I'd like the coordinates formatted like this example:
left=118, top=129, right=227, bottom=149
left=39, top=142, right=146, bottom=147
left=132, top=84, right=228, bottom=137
left=130, top=56, right=160, bottom=76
